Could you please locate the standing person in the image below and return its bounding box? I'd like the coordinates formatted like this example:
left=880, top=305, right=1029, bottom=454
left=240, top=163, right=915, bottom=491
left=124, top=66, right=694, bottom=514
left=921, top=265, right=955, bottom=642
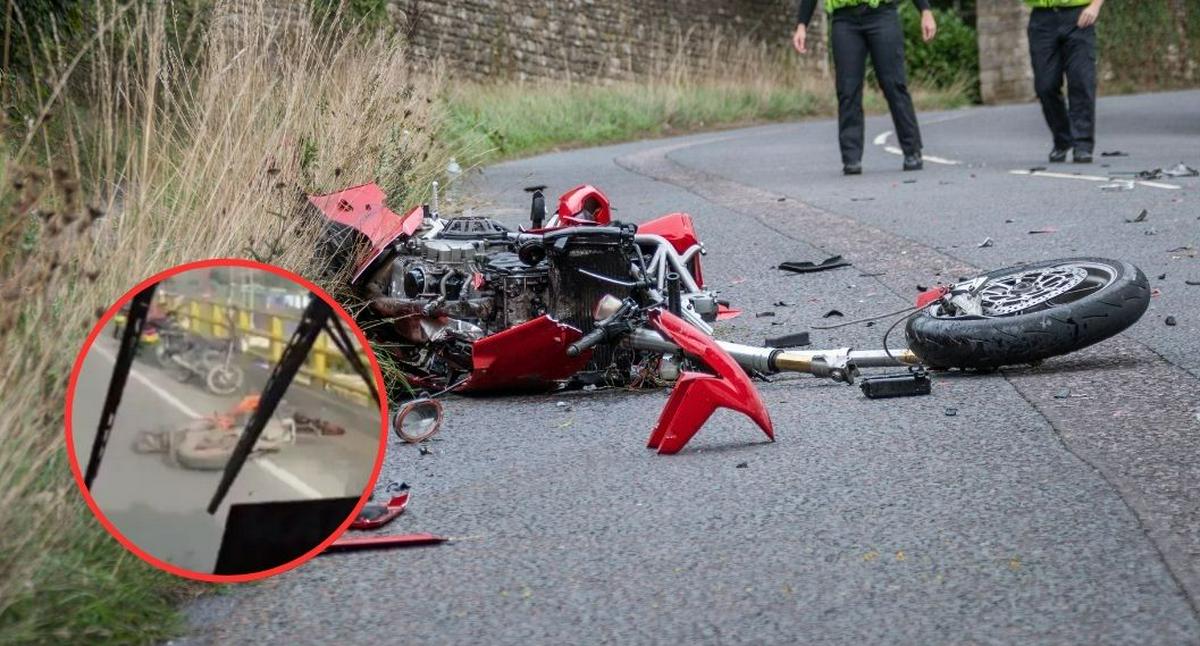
left=793, top=0, right=938, bottom=175
left=1026, top=0, right=1103, bottom=164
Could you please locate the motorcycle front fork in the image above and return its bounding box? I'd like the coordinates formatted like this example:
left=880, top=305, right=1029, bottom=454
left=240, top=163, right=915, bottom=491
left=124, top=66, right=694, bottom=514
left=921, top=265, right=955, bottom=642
left=625, top=328, right=919, bottom=385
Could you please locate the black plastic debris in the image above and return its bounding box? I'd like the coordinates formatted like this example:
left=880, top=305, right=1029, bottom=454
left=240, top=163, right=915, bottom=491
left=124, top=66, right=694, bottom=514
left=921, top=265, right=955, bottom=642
left=944, top=407, right=958, bottom=417
left=1165, top=316, right=1178, bottom=327
left=822, top=309, right=844, bottom=319
left=1004, top=219, right=1015, bottom=224
left=1163, top=163, right=1199, bottom=178
left=756, top=311, right=776, bottom=318
left=850, top=197, right=875, bottom=202
left=1100, top=151, right=1129, bottom=157
left=778, top=255, right=852, bottom=274
left=418, top=445, right=433, bottom=456
left=773, top=301, right=792, bottom=307
left=978, top=237, right=994, bottom=248
left=1136, top=168, right=1163, bottom=180
left=859, top=271, right=886, bottom=277
left=1029, top=166, right=1047, bottom=172
left=860, top=368, right=932, bottom=399
left=1126, top=209, right=1148, bottom=223
left=777, top=197, right=787, bottom=202
left=902, top=179, right=917, bottom=184
left=735, top=462, right=749, bottom=469
left=1185, top=280, right=1200, bottom=286
left=765, top=331, right=811, bottom=348
left=1028, top=228, right=1057, bottom=235
left=1158, top=273, right=1167, bottom=280
left=916, top=284, right=929, bottom=291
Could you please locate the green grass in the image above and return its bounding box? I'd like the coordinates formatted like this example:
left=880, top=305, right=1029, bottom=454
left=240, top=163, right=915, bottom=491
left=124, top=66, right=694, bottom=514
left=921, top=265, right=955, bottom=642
left=445, top=78, right=973, bottom=163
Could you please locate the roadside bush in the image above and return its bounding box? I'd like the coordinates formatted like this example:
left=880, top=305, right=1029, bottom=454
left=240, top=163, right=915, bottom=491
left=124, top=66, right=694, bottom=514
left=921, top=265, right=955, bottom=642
left=900, top=3, right=980, bottom=102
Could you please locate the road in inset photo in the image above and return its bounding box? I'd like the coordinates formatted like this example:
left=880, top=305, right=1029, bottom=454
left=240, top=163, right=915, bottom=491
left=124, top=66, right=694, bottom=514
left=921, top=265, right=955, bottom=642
left=69, top=263, right=383, bottom=577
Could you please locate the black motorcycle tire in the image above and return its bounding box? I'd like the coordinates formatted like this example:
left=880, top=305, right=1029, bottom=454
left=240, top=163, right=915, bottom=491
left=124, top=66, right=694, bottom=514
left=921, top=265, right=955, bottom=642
left=905, top=257, right=1149, bottom=370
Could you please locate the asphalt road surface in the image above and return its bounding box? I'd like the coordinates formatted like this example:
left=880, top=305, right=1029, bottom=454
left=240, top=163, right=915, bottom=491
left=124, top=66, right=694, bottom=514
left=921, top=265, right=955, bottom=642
left=181, top=90, right=1200, bottom=643
left=72, top=332, right=381, bottom=573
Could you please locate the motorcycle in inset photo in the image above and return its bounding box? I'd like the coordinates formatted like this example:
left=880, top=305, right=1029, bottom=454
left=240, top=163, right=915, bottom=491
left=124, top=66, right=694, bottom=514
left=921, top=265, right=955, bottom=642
left=154, top=312, right=245, bottom=396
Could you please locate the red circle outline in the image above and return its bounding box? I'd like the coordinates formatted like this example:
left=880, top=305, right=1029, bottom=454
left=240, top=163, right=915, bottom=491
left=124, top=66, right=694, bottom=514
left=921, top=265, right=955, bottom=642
left=64, top=258, right=389, bottom=583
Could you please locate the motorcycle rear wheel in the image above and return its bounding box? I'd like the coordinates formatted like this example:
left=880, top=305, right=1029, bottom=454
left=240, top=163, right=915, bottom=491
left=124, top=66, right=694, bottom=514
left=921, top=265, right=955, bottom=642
left=905, top=257, right=1149, bottom=369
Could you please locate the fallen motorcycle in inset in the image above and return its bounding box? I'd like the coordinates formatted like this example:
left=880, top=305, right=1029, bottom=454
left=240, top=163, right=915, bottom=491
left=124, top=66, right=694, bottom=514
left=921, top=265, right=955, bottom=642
left=310, top=182, right=1151, bottom=454
left=155, top=315, right=245, bottom=396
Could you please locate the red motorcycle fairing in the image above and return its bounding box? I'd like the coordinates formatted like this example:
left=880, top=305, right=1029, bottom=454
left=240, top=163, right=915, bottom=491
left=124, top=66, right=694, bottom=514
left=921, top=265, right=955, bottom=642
left=308, top=183, right=423, bottom=284
left=638, top=212, right=705, bottom=288
left=461, top=315, right=594, bottom=393
left=646, top=309, right=774, bottom=454
left=557, top=184, right=612, bottom=226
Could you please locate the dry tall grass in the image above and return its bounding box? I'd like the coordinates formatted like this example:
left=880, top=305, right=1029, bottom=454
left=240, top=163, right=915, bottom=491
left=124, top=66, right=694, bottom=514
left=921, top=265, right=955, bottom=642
left=0, top=1, right=451, bottom=640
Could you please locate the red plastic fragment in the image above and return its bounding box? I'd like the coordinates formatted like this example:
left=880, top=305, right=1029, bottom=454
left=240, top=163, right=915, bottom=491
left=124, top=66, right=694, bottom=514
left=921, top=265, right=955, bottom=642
left=349, top=493, right=409, bottom=530
left=645, top=310, right=774, bottom=454
left=916, top=285, right=949, bottom=309
left=307, top=183, right=422, bottom=283
left=325, top=533, right=447, bottom=553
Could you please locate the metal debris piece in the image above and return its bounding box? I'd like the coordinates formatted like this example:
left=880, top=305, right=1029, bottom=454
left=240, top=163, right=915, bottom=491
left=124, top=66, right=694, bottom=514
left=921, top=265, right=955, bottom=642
left=1163, top=163, right=1199, bottom=178
left=1100, top=180, right=1135, bottom=192
left=778, top=255, right=852, bottom=274
left=1054, top=389, right=1071, bottom=400
left=1136, top=168, right=1163, bottom=180
left=944, top=407, right=958, bottom=417
left=1126, top=209, right=1148, bottom=223
left=765, top=332, right=811, bottom=348
left=774, top=301, right=792, bottom=307
left=418, top=444, right=433, bottom=456
left=978, top=237, right=994, bottom=248
left=1165, top=316, right=1178, bottom=327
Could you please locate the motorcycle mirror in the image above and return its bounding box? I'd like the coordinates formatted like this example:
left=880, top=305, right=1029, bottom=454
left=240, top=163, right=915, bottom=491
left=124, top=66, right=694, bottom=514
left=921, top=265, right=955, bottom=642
left=392, top=398, right=443, bottom=443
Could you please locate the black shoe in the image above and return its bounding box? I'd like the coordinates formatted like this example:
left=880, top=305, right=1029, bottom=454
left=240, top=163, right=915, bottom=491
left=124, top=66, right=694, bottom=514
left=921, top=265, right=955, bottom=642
left=903, top=153, right=923, bottom=171
left=1049, top=148, right=1069, bottom=163
left=843, top=162, right=862, bottom=175
left=1073, top=150, right=1093, bottom=164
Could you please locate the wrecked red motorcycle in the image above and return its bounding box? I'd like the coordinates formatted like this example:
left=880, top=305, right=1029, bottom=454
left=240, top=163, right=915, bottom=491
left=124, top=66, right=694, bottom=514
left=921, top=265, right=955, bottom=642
left=309, top=182, right=1150, bottom=453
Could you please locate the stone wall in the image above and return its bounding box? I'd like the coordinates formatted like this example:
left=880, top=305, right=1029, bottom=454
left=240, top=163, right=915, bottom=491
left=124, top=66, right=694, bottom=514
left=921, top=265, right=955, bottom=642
left=386, top=0, right=827, bottom=83
left=975, top=0, right=1034, bottom=104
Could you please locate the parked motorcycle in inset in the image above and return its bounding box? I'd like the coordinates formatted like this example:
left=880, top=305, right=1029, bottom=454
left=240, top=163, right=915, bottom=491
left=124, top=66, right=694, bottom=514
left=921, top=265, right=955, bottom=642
left=155, top=319, right=245, bottom=396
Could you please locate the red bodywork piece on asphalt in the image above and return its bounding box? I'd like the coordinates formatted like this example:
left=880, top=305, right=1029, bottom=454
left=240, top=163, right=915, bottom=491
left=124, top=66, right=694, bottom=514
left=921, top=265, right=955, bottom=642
left=308, top=183, right=422, bottom=284
left=350, top=492, right=409, bottom=530
left=460, top=315, right=593, bottom=393
left=326, top=533, right=447, bottom=552
left=916, top=285, right=950, bottom=309
left=645, top=309, right=774, bottom=454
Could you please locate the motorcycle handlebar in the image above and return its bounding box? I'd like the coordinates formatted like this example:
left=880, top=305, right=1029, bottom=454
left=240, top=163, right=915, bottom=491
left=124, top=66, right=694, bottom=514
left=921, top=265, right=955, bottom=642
left=566, top=327, right=607, bottom=358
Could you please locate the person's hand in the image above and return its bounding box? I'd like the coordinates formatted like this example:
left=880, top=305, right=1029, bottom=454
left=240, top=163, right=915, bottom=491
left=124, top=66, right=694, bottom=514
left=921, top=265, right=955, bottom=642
left=1077, top=2, right=1101, bottom=28
left=921, top=10, right=937, bottom=42
left=792, top=23, right=808, bottom=54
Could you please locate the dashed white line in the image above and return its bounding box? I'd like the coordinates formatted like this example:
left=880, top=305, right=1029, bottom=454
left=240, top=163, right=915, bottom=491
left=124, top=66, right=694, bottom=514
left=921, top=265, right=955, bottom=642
left=1008, top=169, right=1182, bottom=190
left=92, top=343, right=320, bottom=499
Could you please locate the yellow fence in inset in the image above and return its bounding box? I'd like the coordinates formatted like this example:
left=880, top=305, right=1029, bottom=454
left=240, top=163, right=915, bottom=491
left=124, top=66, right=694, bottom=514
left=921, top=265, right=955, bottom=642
left=161, top=293, right=372, bottom=404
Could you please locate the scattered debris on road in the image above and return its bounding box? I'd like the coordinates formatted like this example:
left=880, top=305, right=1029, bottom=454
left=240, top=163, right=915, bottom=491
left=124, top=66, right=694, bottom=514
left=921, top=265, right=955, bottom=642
left=1165, top=316, right=1178, bottom=327
left=765, top=332, right=811, bottom=348
left=326, top=533, right=448, bottom=553
left=978, top=237, right=994, bottom=248
left=1054, top=389, right=1071, bottom=400
left=1163, top=163, right=1199, bottom=178
left=1185, top=280, right=1200, bottom=286
left=945, top=407, right=958, bottom=417
left=1028, top=228, right=1058, bottom=234
left=822, top=309, right=845, bottom=318
left=1100, top=150, right=1129, bottom=157
left=1126, top=209, right=1149, bottom=223
left=1101, top=180, right=1135, bottom=192
left=860, top=368, right=932, bottom=399
left=778, top=255, right=852, bottom=274
left=735, top=461, right=749, bottom=469
left=756, top=311, right=776, bottom=318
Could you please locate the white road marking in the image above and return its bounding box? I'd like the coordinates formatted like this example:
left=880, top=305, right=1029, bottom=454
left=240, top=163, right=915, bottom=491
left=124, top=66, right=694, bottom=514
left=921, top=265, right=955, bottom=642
left=1008, top=169, right=1182, bottom=190
left=875, top=128, right=963, bottom=165
left=92, top=343, right=320, bottom=498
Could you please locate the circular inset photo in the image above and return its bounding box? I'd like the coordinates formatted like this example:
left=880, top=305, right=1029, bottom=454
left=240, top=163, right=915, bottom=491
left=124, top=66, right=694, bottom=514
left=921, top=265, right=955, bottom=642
left=66, top=259, right=387, bottom=582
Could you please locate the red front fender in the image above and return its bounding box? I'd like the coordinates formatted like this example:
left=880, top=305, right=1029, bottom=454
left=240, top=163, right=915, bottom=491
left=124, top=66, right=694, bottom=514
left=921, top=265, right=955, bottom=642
left=645, top=310, right=774, bottom=454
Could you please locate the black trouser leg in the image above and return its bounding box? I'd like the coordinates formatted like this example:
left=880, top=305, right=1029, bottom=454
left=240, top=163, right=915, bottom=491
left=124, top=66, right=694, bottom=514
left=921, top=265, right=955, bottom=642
left=1063, top=22, right=1097, bottom=153
left=1028, top=11, right=1072, bottom=150
left=831, top=16, right=868, bottom=165
left=865, top=7, right=921, bottom=155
